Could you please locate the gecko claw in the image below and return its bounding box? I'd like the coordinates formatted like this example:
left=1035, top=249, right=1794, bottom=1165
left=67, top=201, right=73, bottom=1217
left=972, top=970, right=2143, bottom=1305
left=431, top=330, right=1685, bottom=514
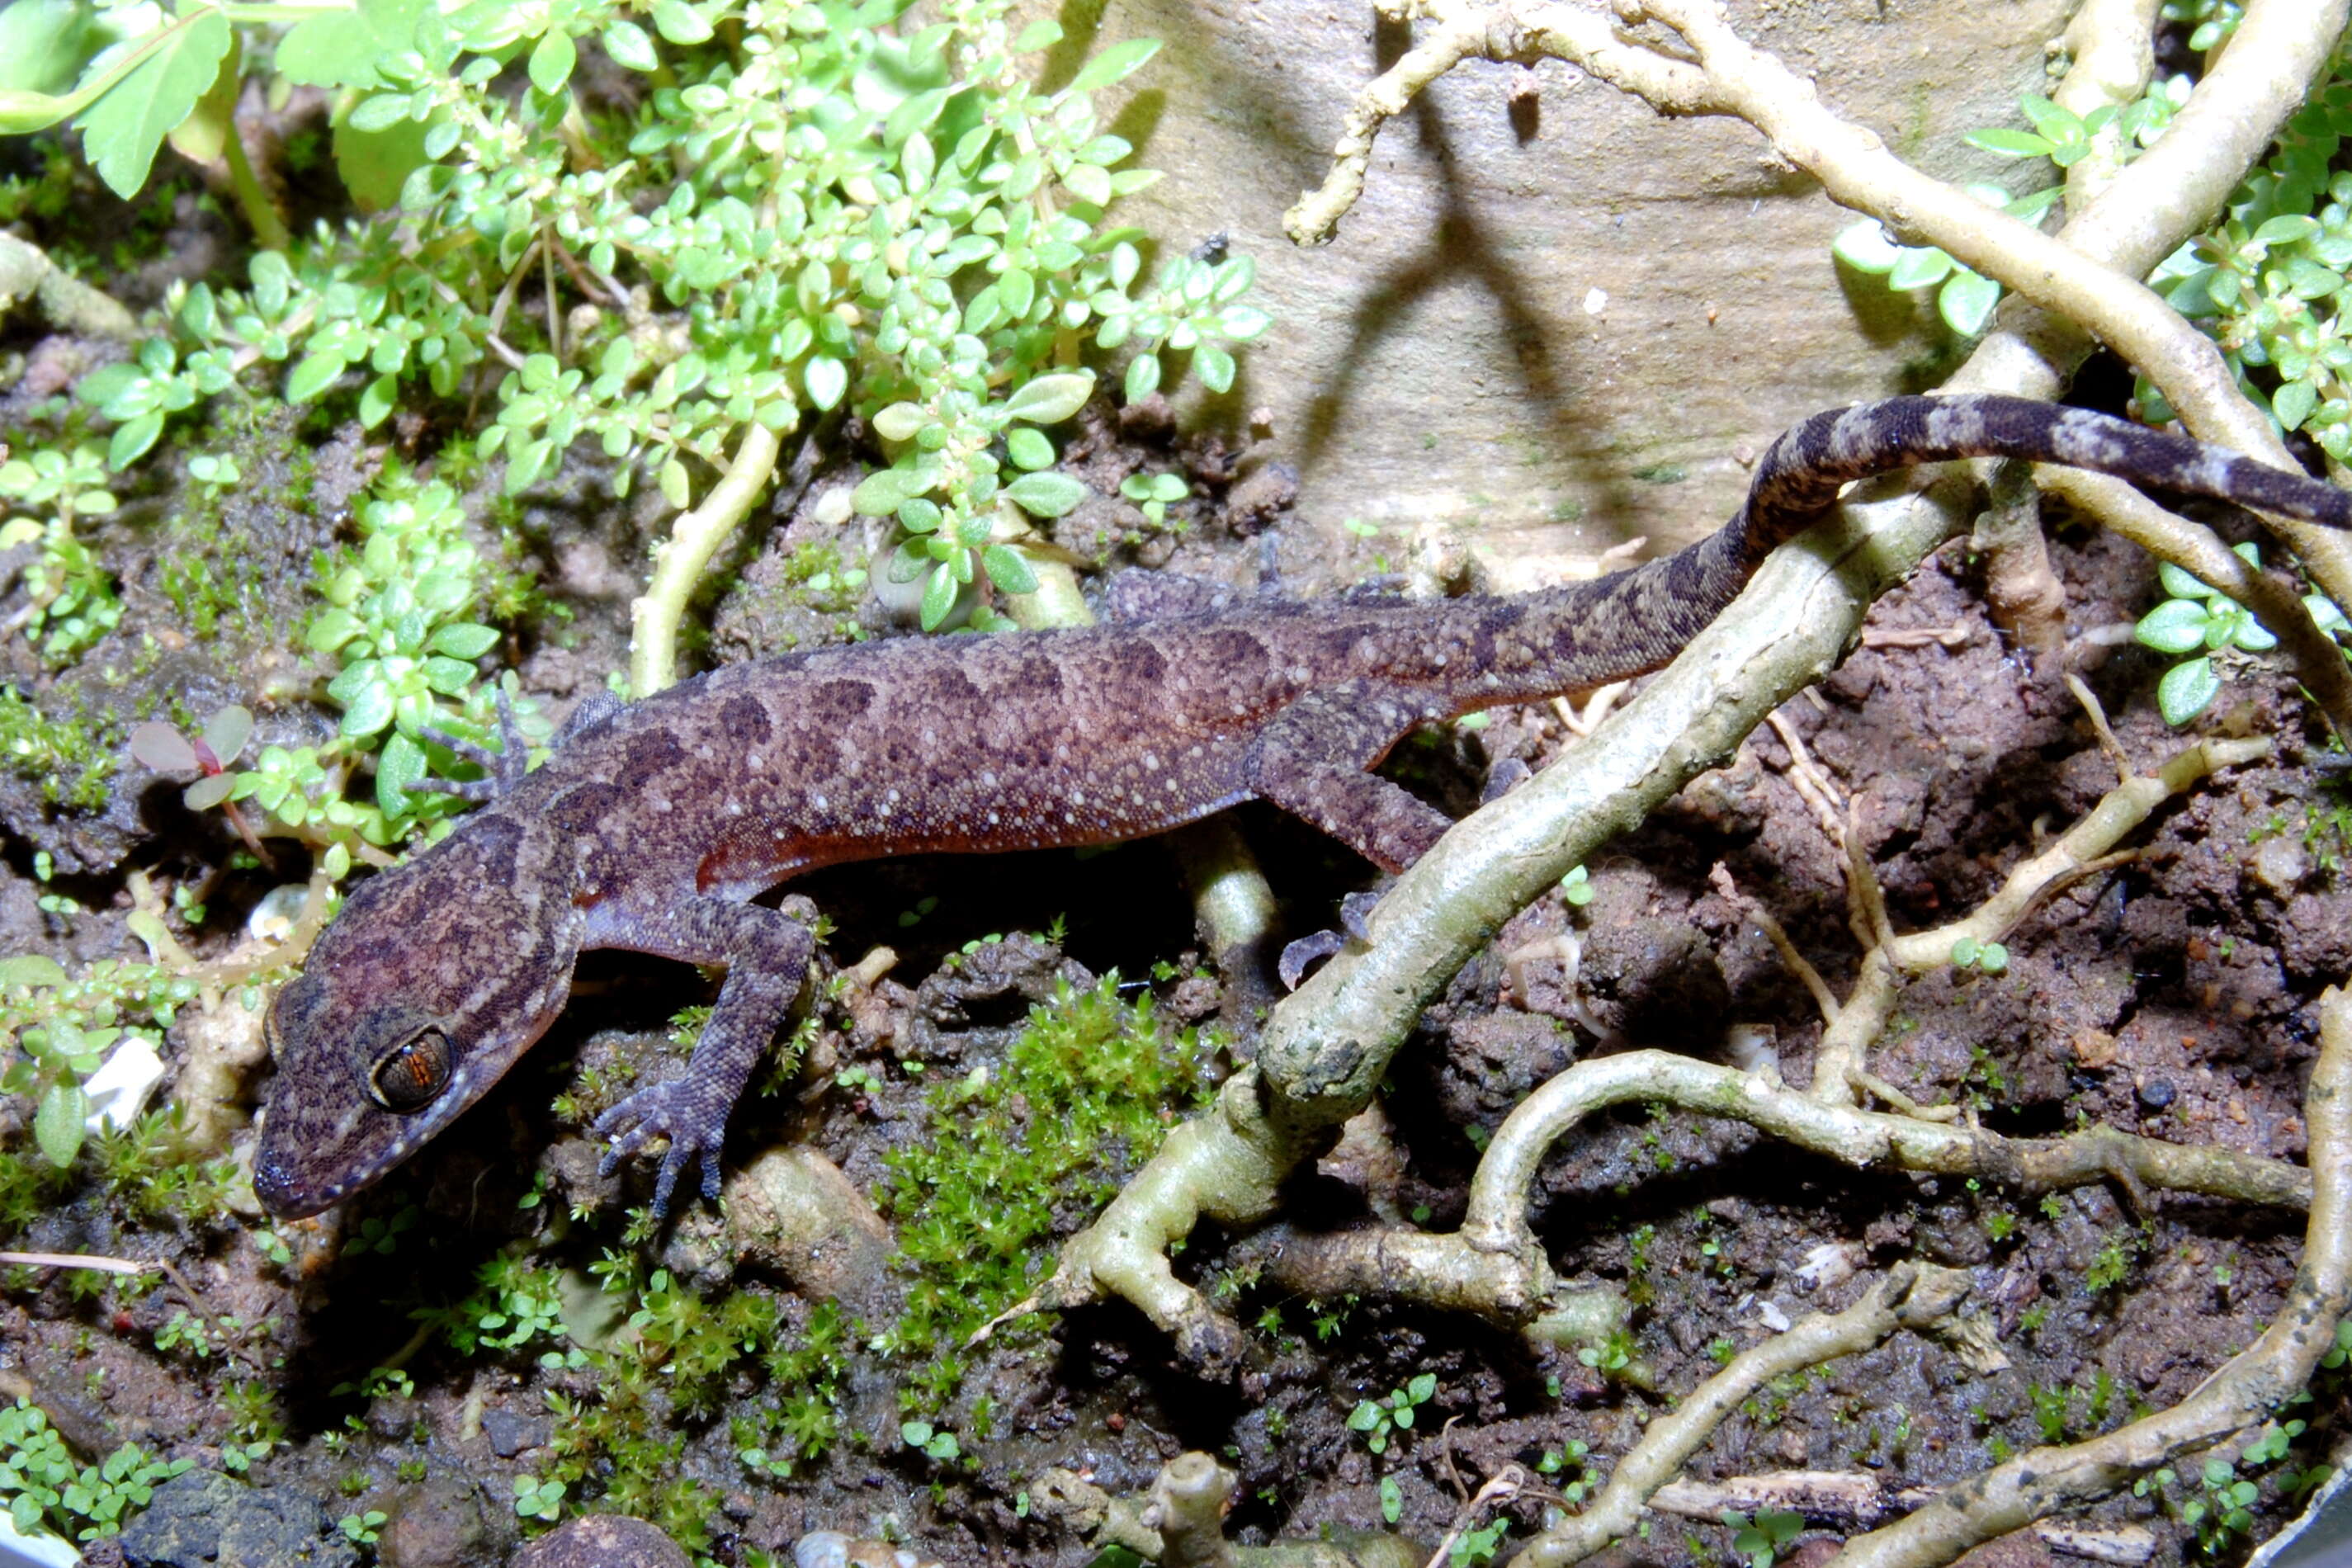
left=592, top=1076, right=734, bottom=1216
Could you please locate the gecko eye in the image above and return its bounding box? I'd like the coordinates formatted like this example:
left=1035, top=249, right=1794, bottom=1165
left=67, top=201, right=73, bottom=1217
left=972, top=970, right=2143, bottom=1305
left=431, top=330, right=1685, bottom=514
left=367, top=1027, right=452, bottom=1113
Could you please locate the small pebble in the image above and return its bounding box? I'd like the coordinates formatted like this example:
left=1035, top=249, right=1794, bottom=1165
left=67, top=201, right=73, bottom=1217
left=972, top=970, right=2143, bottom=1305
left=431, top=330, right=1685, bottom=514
left=2137, top=1078, right=2177, bottom=1112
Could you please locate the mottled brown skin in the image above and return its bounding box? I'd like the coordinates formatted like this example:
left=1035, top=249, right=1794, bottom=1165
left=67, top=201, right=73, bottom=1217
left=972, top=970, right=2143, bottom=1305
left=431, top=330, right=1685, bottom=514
left=253, top=396, right=2352, bottom=1217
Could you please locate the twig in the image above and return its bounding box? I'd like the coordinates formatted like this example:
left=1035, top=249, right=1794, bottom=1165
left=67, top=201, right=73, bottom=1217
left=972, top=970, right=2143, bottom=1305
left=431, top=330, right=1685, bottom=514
left=1515, top=1266, right=1974, bottom=1566
left=628, top=423, right=789, bottom=696
left=1828, top=987, right=2352, bottom=1568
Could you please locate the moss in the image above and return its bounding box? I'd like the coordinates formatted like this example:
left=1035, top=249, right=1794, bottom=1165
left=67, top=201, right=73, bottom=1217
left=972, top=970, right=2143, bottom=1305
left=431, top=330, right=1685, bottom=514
left=0, top=685, right=116, bottom=810
left=876, top=972, right=1217, bottom=1400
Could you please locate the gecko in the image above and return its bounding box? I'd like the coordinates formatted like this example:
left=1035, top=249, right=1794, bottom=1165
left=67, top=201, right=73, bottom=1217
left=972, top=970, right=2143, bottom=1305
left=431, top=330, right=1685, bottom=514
left=253, top=394, right=2352, bottom=1218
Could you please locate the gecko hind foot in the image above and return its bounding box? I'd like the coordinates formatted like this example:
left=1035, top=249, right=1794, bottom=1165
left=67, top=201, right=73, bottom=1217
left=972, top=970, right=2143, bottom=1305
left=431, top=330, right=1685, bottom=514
left=1277, top=891, right=1382, bottom=989
left=592, top=1076, right=732, bottom=1216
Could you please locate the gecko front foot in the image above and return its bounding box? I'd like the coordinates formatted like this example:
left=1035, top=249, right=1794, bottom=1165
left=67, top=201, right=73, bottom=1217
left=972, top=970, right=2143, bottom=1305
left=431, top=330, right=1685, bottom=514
left=593, top=1076, right=734, bottom=1216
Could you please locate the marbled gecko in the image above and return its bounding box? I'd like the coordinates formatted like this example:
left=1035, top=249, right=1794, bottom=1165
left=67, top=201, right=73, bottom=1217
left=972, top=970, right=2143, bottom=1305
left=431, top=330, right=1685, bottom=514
left=253, top=396, right=2352, bottom=1217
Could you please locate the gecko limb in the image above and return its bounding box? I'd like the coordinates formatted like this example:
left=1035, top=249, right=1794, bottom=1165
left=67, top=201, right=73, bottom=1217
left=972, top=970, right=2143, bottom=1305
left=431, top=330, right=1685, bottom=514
left=589, top=897, right=815, bottom=1214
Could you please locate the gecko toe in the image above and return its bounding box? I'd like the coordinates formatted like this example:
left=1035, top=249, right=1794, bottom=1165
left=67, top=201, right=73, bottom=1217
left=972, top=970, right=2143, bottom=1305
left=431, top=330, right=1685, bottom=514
left=1278, top=928, right=1347, bottom=989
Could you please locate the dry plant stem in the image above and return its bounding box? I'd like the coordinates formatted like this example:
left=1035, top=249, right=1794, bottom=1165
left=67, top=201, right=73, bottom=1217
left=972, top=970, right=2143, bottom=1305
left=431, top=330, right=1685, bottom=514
left=2038, top=466, right=2352, bottom=735
left=1462, top=1049, right=2308, bottom=1254
left=2051, top=0, right=2159, bottom=211
left=1809, top=732, right=2257, bottom=1099
left=1264, top=1046, right=2304, bottom=1345
left=629, top=423, right=783, bottom=696
left=0, top=234, right=137, bottom=340
left=1830, top=987, right=2352, bottom=1568
left=1972, top=460, right=2066, bottom=657
left=1882, top=734, right=2270, bottom=971
left=1515, top=1265, right=1975, bottom=1567
left=1144, top=1452, right=1240, bottom=1568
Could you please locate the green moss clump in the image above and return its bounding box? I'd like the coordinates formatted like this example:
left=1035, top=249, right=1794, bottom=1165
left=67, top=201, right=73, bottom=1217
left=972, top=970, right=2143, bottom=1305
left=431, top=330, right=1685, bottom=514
left=0, top=685, right=115, bottom=810
left=877, top=972, right=1216, bottom=1401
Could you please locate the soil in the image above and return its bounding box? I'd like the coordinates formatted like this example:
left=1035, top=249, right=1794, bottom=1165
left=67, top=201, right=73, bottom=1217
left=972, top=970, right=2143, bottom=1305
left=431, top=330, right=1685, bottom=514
left=2, top=111, right=2350, bottom=1568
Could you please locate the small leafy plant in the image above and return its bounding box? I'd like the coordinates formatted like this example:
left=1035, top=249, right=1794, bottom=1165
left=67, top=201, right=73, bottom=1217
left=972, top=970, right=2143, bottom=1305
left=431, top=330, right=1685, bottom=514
left=1724, top=1508, right=1804, bottom=1568
left=0, top=1399, right=191, bottom=1542
left=2132, top=545, right=2350, bottom=725
left=1347, top=1371, right=1437, bottom=1455
left=1948, top=935, right=2010, bottom=975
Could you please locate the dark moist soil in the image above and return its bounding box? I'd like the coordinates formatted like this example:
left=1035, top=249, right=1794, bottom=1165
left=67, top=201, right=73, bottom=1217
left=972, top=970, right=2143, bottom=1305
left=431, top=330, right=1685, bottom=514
left=2, top=199, right=2350, bottom=1568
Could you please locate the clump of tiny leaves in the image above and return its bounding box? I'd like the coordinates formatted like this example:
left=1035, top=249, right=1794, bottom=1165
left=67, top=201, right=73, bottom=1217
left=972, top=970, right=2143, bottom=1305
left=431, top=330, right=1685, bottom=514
left=0, top=1398, right=191, bottom=1543
left=2140, top=22, right=2352, bottom=459
left=2133, top=544, right=2351, bottom=724
left=39, top=0, right=1265, bottom=640
left=876, top=971, right=1215, bottom=1405
left=0, top=953, right=193, bottom=1171
left=0, top=444, right=121, bottom=664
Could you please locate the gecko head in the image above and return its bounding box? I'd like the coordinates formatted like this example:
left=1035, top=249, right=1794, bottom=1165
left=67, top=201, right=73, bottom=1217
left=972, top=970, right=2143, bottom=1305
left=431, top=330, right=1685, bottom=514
left=253, top=818, right=582, bottom=1218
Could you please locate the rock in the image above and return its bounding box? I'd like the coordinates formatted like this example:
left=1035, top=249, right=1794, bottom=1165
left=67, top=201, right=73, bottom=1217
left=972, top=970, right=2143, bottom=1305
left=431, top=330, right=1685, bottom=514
left=377, top=1476, right=493, bottom=1568
left=511, top=1515, right=691, bottom=1568
left=119, top=1469, right=357, bottom=1568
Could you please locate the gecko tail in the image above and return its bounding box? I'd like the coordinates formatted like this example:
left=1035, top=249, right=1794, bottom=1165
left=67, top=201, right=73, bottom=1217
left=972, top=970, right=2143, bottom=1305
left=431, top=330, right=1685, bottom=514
left=1740, top=394, right=2352, bottom=561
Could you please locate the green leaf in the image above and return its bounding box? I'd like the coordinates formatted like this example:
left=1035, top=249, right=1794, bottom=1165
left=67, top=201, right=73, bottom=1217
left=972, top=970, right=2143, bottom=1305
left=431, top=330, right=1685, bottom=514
left=1830, top=220, right=1902, bottom=275
left=919, top=563, right=957, bottom=631
left=602, top=18, right=658, bottom=71
left=1063, top=161, right=1112, bottom=206
left=1938, top=269, right=2000, bottom=336
left=345, top=92, right=409, bottom=132
left=874, top=403, right=928, bottom=442
left=650, top=0, right=714, bottom=44
left=2274, top=379, right=2319, bottom=432
left=2156, top=560, right=2211, bottom=600
left=360, top=373, right=398, bottom=428
left=528, top=27, right=576, bottom=94
left=1219, top=305, right=1271, bottom=341
left=430, top=623, right=499, bottom=659
left=1004, top=471, right=1087, bottom=518
left=1005, top=427, right=1054, bottom=470
left=1068, top=37, right=1159, bottom=93
left=0, top=0, right=106, bottom=99
left=1124, top=352, right=1160, bottom=403
left=1193, top=343, right=1235, bottom=394
left=277, top=0, right=428, bottom=90
left=108, top=413, right=163, bottom=470
left=852, top=467, right=918, bottom=515
left=341, top=677, right=396, bottom=739
left=1013, top=18, right=1062, bottom=50
left=184, top=773, right=237, bottom=810
left=2156, top=655, right=2221, bottom=725
left=2135, top=598, right=2211, bottom=655
left=306, top=607, right=365, bottom=654
left=981, top=544, right=1038, bottom=595
left=287, top=350, right=349, bottom=403
left=1000, top=371, right=1094, bottom=426
left=1964, top=127, right=2054, bottom=158
left=805, top=354, right=847, bottom=411
left=1886, top=245, right=1954, bottom=291
left=34, top=1082, right=85, bottom=1168
left=74, top=8, right=233, bottom=199
left=377, top=730, right=425, bottom=815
